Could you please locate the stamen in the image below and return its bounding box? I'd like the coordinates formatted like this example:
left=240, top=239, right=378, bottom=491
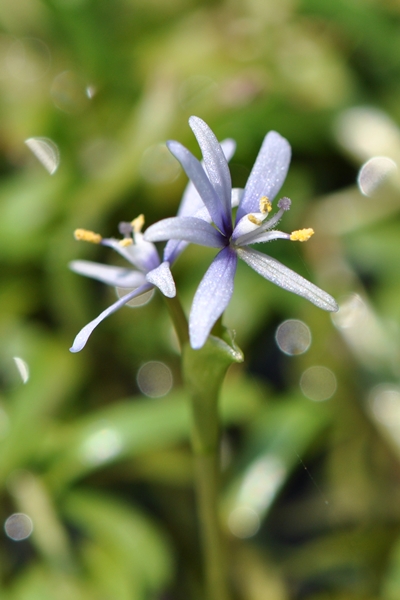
left=248, top=214, right=262, bottom=226
left=259, top=196, right=272, bottom=214
left=74, top=229, right=102, bottom=244
left=290, top=228, right=314, bottom=242
left=131, top=214, right=145, bottom=234
left=119, top=238, right=133, bottom=247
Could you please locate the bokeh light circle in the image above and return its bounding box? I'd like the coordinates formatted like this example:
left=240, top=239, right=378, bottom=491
left=4, top=513, right=33, bottom=541
left=228, top=506, right=260, bottom=539
left=6, top=38, right=50, bottom=82
left=115, top=287, right=155, bottom=307
left=141, top=144, right=181, bottom=184
left=137, top=361, right=173, bottom=398
left=300, top=366, right=337, bottom=402
left=275, top=319, right=311, bottom=355
left=25, top=137, right=60, bottom=174
left=357, top=156, right=397, bottom=196
left=51, top=70, right=89, bottom=113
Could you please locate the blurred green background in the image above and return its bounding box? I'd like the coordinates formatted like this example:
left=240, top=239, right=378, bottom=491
left=2, top=0, right=400, bottom=598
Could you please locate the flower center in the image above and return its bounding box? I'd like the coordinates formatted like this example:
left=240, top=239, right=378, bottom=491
left=234, top=196, right=315, bottom=247
left=118, top=214, right=145, bottom=246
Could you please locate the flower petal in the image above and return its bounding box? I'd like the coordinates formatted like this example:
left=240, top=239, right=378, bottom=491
left=69, top=260, right=146, bottom=288
left=145, top=216, right=225, bottom=248
left=189, top=247, right=238, bottom=349
left=163, top=207, right=210, bottom=264
left=189, top=116, right=232, bottom=231
left=236, top=131, right=291, bottom=222
left=177, top=138, right=236, bottom=218
left=101, top=234, right=160, bottom=272
left=168, top=196, right=240, bottom=267
left=70, top=283, right=153, bottom=353
left=146, top=261, right=176, bottom=298
left=163, top=139, right=237, bottom=266
left=167, top=140, right=228, bottom=233
left=231, top=188, right=244, bottom=208
left=237, top=247, right=338, bottom=311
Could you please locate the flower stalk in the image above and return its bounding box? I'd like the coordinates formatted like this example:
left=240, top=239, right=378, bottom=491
left=166, top=292, right=242, bottom=599
left=183, top=333, right=243, bottom=600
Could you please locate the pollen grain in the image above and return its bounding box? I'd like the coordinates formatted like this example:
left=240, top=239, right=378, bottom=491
left=74, top=229, right=102, bottom=244
left=131, top=214, right=145, bottom=233
left=290, top=228, right=314, bottom=242
left=119, top=238, right=133, bottom=247
left=248, top=214, right=262, bottom=226
left=260, top=196, right=272, bottom=214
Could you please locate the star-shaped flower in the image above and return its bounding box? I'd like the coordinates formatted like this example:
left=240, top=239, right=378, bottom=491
left=69, top=138, right=237, bottom=353
left=69, top=215, right=175, bottom=353
left=145, top=116, right=338, bottom=349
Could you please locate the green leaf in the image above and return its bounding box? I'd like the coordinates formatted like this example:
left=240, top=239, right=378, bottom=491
left=62, top=489, right=173, bottom=596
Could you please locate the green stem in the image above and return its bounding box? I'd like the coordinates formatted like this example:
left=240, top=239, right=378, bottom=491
left=190, top=383, right=229, bottom=600
left=164, top=294, right=189, bottom=349
left=183, top=337, right=242, bottom=600
left=165, top=295, right=241, bottom=600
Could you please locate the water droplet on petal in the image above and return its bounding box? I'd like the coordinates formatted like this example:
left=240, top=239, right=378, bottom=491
left=4, top=513, right=33, bottom=541
left=300, top=366, right=337, bottom=402
left=137, top=361, right=173, bottom=398
left=358, top=156, right=397, bottom=196
left=25, top=137, right=60, bottom=174
left=275, top=319, right=311, bottom=355
left=13, top=357, right=29, bottom=384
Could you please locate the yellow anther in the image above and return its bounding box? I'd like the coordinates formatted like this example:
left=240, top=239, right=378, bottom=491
left=259, top=196, right=272, bottom=214
left=131, top=214, right=145, bottom=234
left=290, top=228, right=314, bottom=242
left=74, top=229, right=102, bottom=244
left=248, top=214, right=262, bottom=226
left=119, top=238, right=133, bottom=247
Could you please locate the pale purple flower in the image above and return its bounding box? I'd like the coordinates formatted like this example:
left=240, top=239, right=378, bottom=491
left=69, top=217, right=175, bottom=353
left=145, top=116, right=338, bottom=349
left=69, top=140, right=237, bottom=353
